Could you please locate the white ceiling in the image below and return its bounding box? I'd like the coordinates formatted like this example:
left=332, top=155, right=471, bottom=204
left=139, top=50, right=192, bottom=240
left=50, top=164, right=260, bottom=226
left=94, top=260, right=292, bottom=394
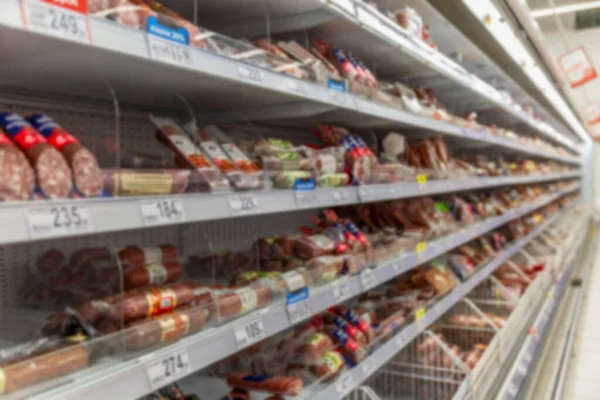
left=527, top=0, right=600, bottom=31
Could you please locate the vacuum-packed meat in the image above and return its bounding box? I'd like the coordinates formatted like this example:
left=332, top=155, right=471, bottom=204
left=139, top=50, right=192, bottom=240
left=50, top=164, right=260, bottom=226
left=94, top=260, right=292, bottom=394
left=0, top=131, right=34, bottom=201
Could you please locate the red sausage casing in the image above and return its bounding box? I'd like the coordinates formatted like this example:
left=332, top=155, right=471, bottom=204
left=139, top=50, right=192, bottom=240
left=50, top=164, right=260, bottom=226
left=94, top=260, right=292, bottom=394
left=124, top=262, right=184, bottom=289
left=118, top=245, right=178, bottom=267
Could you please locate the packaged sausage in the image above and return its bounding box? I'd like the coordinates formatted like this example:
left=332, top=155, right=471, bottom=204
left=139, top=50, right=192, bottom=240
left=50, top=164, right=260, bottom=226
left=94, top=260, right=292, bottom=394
left=124, top=262, right=184, bottom=289
left=32, top=248, right=65, bottom=276
left=334, top=306, right=376, bottom=343
left=272, top=171, right=312, bottom=189
left=0, top=131, right=34, bottom=201
left=295, top=332, right=334, bottom=364
left=322, top=312, right=367, bottom=345
left=219, top=388, right=249, bottom=400
left=309, top=350, right=346, bottom=380
left=226, top=372, right=303, bottom=396
left=293, top=235, right=336, bottom=260
left=118, top=245, right=179, bottom=267
left=27, top=114, right=102, bottom=197
left=215, top=285, right=272, bottom=319
left=306, top=256, right=343, bottom=285
left=123, top=304, right=209, bottom=350
left=101, top=169, right=191, bottom=196
left=0, top=112, right=72, bottom=199
left=325, top=326, right=367, bottom=364
left=151, top=116, right=230, bottom=193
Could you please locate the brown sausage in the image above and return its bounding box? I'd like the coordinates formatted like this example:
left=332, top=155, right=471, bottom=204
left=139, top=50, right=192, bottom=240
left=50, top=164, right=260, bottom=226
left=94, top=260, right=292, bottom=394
left=69, top=247, right=112, bottom=270
left=216, top=285, right=272, bottom=319
left=295, top=333, right=334, bottom=365
left=118, top=245, right=178, bottom=267
left=124, top=262, right=184, bottom=289
left=226, top=372, right=303, bottom=396
left=0, top=131, right=34, bottom=201
left=34, top=248, right=65, bottom=275
left=309, top=350, right=345, bottom=381
left=0, top=345, right=89, bottom=395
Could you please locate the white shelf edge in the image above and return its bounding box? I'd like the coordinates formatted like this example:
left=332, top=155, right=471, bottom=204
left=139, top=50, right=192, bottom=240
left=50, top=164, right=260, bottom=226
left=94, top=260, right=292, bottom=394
left=304, top=198, right=581, bottom=400
left=0, top=172, right=580, bottom=245
left=20, top=184, right=580, bottom=400
left=0, top=1, right=581, bottom=161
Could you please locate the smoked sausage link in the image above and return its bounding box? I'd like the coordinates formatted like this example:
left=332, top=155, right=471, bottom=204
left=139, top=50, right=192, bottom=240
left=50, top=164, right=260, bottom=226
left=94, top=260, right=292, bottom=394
left=118, top=245, right=178, bottom=267
left=0, top=112, right=72, bottom=199
left=0, top=132, right=34, bottom=201
left=124, top=261, right=183, bottom=289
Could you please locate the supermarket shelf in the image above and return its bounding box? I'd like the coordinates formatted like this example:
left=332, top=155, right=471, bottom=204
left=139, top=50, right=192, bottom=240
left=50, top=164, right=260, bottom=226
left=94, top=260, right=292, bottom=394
left=302, top=199, right=579, bottom=400
left=0, top=0, right=581, bottom=163
left=17, top=184, right=579, bottom=400
left=182, top=0, right=579, bottom=151
left=0, top=172, right=580, bottom=245
left=494, top=222, right=589, bottom=399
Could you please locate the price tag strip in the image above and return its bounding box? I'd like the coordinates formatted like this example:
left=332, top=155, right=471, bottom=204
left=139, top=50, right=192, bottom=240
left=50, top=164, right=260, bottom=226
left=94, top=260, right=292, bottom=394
left=358, top=186, right=373, bottom=202
left=229, top=194, right=259, bottom=216
left=21, top=0, right=91, bottom=43
left=294, top=178, right=317, bottom=209
left=140, top=198, right=186, bottom=226
left=332, top=280, right=352, bottom=303
left=287, top=287, right=311, bottom=325
left=237, top=63, right=266, bottom=83
left=146, top=15, right=194, bottom=67
left=360, top=268, right=376, bottom=291
left=234, top=319, right=265, bottom=349
left=26, top=204, right=91, bottom=238
left=146, top=349, right=190, bottom=390
left=416, top=241, right=427, bottom=262
left=335, top=372, right=354, bottom=397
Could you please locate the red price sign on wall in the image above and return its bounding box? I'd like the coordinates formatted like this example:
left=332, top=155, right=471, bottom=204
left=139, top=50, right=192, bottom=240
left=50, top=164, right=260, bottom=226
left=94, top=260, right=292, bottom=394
left=558, top=46, right=598, bottom=88
left=581, top=103, right=600, bottom=140
left=21, top=0, right=91, bottom=43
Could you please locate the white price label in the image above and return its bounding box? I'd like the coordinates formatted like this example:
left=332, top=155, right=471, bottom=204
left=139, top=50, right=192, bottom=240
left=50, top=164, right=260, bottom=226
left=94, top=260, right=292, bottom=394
left=295, top=190, right=317, bottom=209
left=229, top=194, right=259, bottom=216
left=362, top=358, right=377, bottom=378
left=289, top=79, right=309, bottom=94
left=26, top=204, right=91, bottom=238
left=146, top=350, right=190, bottom=390
left=332, top=281, right=352, bottom=303
left=507, top=382, right=518, bottom=397
left=234, top=320, right=265, bottom=349
left=358, top=186, right=373, bottom=202
left=396, top=331, right=408, bottom=349
left=237, top=63, right=265, bottom=82
left=140, top=198, right=185, bottom=226
left=328, top=89, right=348, bottom=106
left=23, top=0, right=90, bottom=43
left=287, top=300, right=311, bottom=325
left=147, top=36, right=193, bottom=67
left=332, top=190, right=349, bottom=203
left=335, top=372, right=354, bottom=397
left=360, top=268, right=376, bottom=291
left=516, top=363, right=527, bottom=376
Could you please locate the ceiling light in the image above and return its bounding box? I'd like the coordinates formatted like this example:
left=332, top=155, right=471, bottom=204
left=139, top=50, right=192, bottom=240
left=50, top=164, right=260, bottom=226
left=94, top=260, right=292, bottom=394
left=531, top=1, right=600, bottom=18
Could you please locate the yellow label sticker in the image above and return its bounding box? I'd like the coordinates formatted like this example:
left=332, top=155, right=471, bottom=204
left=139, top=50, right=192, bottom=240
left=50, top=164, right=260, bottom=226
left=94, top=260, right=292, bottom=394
left=547, top=291, right=553, bottom=299
left=415, top=308, right=426, bottom=320
left=416, top=174, right=428, bottom=184
left=416, top=242, right=427, bottom=253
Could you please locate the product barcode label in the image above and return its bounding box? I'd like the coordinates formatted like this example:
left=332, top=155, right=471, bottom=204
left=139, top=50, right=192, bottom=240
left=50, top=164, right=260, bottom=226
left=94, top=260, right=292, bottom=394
left=295, top=190, right=317, bottom=209
left=335, top=372, right=354, bottom=397
left=140, top=199, right=186, bottom=226
left=147, top=36, right=193, bottom=67
left=146, top=349, right=190, bottom=390
left=22, top=0, right=90, bottom=43
left=362, top=358, right=377, bottom=378
left=234, top=320, right=265, bottom=349
left=237, top=63, right=265, bottom=82
left=26, top=204, right=91, bottom=238
left=289, top=79, right=309, bottom=94
left=332, top=190, right=350, bottom=203
left=229, top=194, right=259, bottom=216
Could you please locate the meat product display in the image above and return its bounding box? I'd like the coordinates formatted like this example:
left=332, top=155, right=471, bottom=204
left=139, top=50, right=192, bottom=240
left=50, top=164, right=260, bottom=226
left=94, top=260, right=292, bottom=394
left=118, top=245, right=179, bottom=267
left=0, top=131, right=34, bottom=201
left=27, top=114, right=102, bottom=197
left=309, top=350, right=345, bottom=380
left=296, top=332, right=334, bottom=364
left=101, top=169, right=191, bottom=196
left=124, top=262, right=184, bottom=289
left=226, top=373, right=303, bottom=396
left=216, top=285, right=272, bottom=319
left=0, top=112, right=72, bottom=199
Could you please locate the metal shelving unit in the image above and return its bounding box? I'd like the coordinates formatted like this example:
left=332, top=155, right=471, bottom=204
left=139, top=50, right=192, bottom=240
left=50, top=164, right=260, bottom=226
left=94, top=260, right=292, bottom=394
left=0, top=0, right=590, bottom=399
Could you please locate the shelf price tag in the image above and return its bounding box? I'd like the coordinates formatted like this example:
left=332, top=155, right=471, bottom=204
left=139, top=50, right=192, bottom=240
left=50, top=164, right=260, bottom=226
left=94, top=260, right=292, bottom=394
left=415, top=307, right=426, bottom=328
left=332, top=190, right=350, bottom=203
left=229, top=194, right=259, bottom=216
left=416, top=241, right=427, bottom=262
left=360, top=268, right=376, bottom=291
left=362, top=358, right=377, bottom=378
left=26, top=204, right=91, bottom=238
left=417, top=174, right=427, bottom=185
left=287, top=287, right=311, bottom=325
left=140, top=198, right=185, bottom=226
left=358, top=186, right=373, bottom=202
left=335, top=372, right=354, bottom=397
left=289, top=79, right=309, bottom=95
left=146, top=15, right=193, bottom=68
left=235, top=320, right=265, bottom=349
left=22, top=0, right=90, bottom=43
left=237, top=63, right=265, bottom=83
left=294, top=178, right=317, bottom=209
left=146, top=349, right=190, bottom=390
left=332, top=279, right=352, bottom=303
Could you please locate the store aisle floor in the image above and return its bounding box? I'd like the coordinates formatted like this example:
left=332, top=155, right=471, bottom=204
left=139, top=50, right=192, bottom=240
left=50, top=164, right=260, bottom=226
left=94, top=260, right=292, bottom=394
left=562, top=242, right=600, bottom=399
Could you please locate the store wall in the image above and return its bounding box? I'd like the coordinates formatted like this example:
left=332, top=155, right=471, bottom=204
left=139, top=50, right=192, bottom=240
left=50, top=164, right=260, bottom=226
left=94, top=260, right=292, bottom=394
left=543, top=28, right=599, bottom=211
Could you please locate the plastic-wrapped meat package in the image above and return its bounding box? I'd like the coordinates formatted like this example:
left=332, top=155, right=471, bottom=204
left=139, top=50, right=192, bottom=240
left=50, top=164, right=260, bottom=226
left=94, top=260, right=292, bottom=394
left=292, top=234, right=336, bottom=260
left=254, top=39, right=310, bottom=80
left=393, top=6, right=424, bottom=38
left=151, top=116, right=231, bottom=193
left=101, top=169, right=191, bottom=196
left=447, top=254, right=476, bottom=280
left=0, top=131, right=34, bottom=201
left=276, top=41, right=342, bottom=84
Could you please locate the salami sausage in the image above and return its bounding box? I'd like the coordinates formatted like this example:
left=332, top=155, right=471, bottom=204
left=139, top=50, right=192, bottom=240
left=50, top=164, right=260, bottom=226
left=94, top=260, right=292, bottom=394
left=0, top=132, right=34, bottom=201
left=123, top=305, right=209, bottom=350
left=118, top=245, right=178, bottom=267
left=295, top=332, right=333, bottom=364
left=27, top=114, right=102, bottom=197
left=226, top=372, right=303, bottom=396
left=0, top=112, right=72, bottom=199
left=216, top=285, right=272, bottom=319
left=69, top=247, right=112, bottom=270
left=33, top=248, right=65, bottom=275
left=0, top=345, right=89, bottom=395
left=124, top=262, right=183, bottom=289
